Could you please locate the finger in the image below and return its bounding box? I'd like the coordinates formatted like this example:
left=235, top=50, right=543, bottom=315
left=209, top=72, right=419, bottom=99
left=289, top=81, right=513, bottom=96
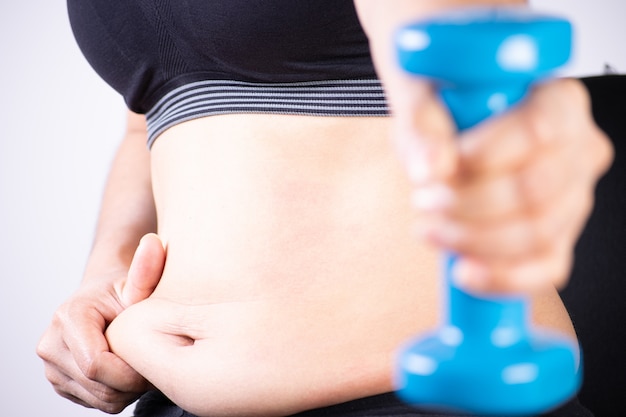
left=392, top=79, right=458, bottom=184
left=413, top=144, right=577, bottom=221
left=39, top=329, right=143, bottom=413
left=419, top=185, right=594, bottom=260
left=83, top=350, right=151, bottom=394
left=121, top=233, right=166, bottom=307
left=59, top=303, right=149, bottom=393
left=63, top=383, right=140, bottom=414
left=452, top=242, right=574, bottom=294
left=48, top=365, right=140, bottom=414
left=457, top=78, right=590, bottom=176
left=61, top=393, right=94, bottom=411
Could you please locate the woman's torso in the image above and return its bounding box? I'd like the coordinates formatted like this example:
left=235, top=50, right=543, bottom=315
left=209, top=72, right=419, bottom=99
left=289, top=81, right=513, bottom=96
left=106, top=114, right=577, bottom=417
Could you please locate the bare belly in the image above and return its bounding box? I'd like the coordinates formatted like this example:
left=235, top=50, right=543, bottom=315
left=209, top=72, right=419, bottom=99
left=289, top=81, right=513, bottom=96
left=106, top=114, right=576, bottom=417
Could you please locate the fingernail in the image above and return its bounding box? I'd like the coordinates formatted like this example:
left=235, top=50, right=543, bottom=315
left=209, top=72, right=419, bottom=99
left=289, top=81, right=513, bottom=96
left=411, top=184, right=454, bottom=211
left=408, top=159, right=431, bottom=184
left=452, top=259, right=489, bottom=290
left=135, top=234, right=149, bottom=252
left=405, top=140, right=433, bottom=184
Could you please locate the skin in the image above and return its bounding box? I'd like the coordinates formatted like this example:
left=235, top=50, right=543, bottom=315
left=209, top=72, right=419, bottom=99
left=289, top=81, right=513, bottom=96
left=37, top=0, right=613, bottom=415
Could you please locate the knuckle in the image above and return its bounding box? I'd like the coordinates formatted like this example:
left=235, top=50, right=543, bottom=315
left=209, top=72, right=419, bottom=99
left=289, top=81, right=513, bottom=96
left=87, top=398, right=123, bottom=415
left=544, top=78, right=590, bottom=116
left=36, top=330, right=63, bottom=364
left=55, top=387, right=81, bottom=404
left=52, top=303, right=75, bottom=329
left=557, top=78, right=590, bottom=109
left=43, top=367, right=64, bottom=387
left=96, top=393, right=134, bottom=415
left=551, top=251, right=574, bottom=290
left=593, top=127, right=615, bottom=174
left=526, top=79, right=589, bottom=144
left=95, top=388, right=120, bottom=406
left=36, top=338, right=51, bottom=361
left=102, top=405, right=125, bottom=415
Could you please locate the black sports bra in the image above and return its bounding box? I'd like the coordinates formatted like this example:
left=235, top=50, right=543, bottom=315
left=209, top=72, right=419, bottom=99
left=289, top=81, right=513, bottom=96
left=67, top=0, right=389, bottom=146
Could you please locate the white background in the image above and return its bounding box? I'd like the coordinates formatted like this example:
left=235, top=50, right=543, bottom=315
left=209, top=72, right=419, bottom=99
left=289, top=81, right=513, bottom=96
left=0, top=1, right=624, bottom=416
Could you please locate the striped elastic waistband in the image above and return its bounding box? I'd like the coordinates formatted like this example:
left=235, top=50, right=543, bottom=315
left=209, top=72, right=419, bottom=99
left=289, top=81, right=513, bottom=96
left=145, top=79, right=389, bottom=148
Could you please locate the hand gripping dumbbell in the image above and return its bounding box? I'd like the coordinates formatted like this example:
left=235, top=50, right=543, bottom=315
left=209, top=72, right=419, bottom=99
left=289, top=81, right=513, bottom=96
left=393, top=7, right=580, bottom=416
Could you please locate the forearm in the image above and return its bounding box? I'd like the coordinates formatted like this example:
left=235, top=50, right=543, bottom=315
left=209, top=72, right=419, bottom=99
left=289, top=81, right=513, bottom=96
left=84, top=111, right=156, bottom=278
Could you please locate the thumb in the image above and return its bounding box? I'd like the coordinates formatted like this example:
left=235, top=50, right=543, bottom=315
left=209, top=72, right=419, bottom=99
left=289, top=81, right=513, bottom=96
left=391, top=79, right=458, bottom=185
left=120, top=233, right=166, bottom=307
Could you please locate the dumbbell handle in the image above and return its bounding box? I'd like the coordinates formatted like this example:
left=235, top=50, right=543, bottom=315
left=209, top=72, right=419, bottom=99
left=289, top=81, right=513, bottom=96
left=394, top=7, right=578, bottom=416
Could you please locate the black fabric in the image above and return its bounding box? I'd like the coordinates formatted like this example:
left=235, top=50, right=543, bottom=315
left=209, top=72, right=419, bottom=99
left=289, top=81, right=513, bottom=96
left=132, top=390, right=592, bottom=417
left=559, top=75, right=626, bottom=417
left=66, top=0, right=378, bottom=114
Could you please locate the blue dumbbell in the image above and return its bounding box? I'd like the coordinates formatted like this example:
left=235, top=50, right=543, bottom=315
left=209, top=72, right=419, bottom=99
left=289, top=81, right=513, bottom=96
left=393, top=7, right=580, bottom=416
